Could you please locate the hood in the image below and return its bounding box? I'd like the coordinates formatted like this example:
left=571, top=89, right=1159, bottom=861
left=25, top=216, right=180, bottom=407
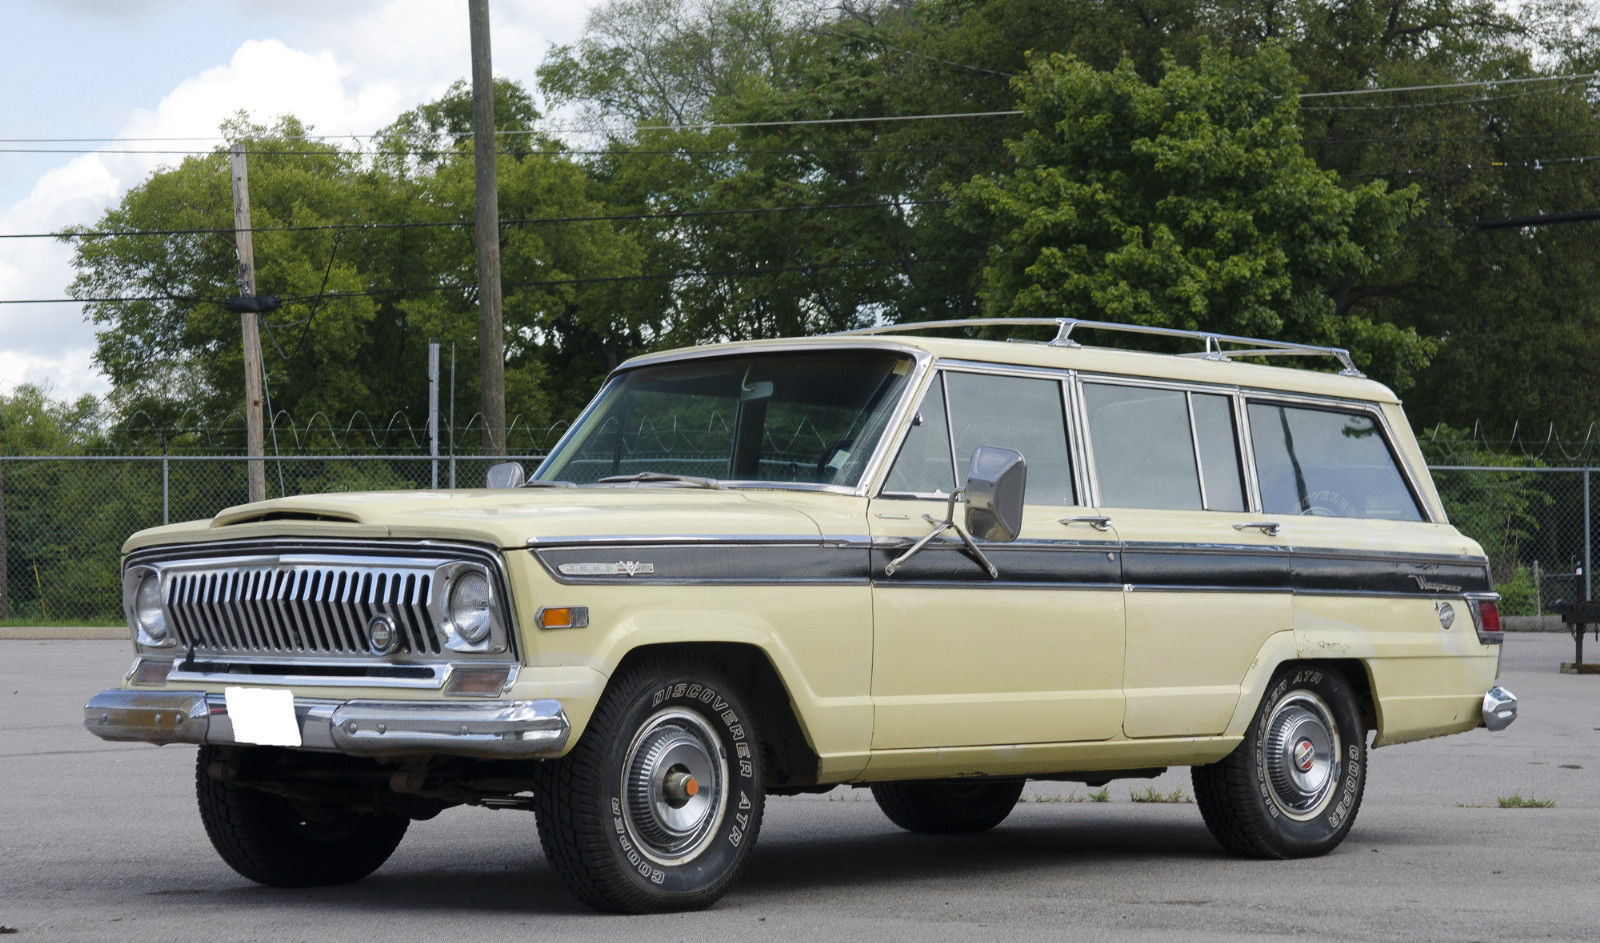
left=122, top=486, right=833, bottom=554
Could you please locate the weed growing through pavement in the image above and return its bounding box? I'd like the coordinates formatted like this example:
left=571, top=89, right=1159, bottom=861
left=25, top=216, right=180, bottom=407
left=1129, top=786, right=1193, bottom=804
left=1496, top=794, right=1556, bottom=808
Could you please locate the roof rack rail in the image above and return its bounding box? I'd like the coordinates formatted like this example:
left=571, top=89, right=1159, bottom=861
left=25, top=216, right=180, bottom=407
left=834, top=317, right=1364, bottom=377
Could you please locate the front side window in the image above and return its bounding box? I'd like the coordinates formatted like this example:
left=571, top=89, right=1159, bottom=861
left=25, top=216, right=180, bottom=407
left=535, top=350, right=914, bottom=487
left=882, top=370, right=1075, bottom=505
left=1247, top=402, right=1424, bottom=521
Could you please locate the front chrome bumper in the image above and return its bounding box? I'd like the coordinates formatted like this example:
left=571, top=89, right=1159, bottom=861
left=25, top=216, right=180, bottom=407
left=1482, top=685, right=1518, bottom=731
left=83, top=689, right=570, bottom=759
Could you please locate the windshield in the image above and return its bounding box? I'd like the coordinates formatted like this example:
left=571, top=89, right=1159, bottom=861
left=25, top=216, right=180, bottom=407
left=534, top=349, right=917, bottom=488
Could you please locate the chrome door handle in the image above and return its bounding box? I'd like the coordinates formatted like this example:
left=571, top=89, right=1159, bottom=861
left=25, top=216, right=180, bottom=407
left=1060, top=516, right=1112, bottom=532
left=1233, top=521, right=1281, bottom=537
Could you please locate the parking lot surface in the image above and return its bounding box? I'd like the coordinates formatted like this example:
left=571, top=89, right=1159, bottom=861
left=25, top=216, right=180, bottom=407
left=2, top=633, right=1595, bottom=941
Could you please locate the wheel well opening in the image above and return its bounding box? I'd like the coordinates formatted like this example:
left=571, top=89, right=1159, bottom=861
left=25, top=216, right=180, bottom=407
left=610, top=642, right=820, bottom=789
left=1284, top=658, right=1377, bottom=735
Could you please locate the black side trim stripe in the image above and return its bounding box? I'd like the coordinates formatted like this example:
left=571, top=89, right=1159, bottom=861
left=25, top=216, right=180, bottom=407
left=532, top=539, right=1492, bottom=596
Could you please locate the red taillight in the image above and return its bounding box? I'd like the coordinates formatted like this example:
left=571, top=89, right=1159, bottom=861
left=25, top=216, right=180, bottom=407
left=1479, top=601, right=1502, bottom=632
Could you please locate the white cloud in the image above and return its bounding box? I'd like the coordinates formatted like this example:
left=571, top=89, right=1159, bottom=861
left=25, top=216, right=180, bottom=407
left=0, top=1, right=602, bottom=404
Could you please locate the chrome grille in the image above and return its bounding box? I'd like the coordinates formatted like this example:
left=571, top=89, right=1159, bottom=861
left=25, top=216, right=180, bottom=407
left=162, top=557, right=444, bottom=658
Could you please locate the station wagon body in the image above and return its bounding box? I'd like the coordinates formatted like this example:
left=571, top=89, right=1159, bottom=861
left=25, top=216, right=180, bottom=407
left=86, top=319, right=1516, bottom=912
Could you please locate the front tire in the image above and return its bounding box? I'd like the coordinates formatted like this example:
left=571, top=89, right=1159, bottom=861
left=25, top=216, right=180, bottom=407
left=871, top=779, right=1025, bottom=834
left=1192, top=666, right=1367, bottom=858
left=195, top=746, right=409, bottom=887
left=534, top=656, right=764, bottom=913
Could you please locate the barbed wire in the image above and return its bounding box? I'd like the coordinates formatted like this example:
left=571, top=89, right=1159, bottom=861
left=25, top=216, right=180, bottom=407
left=1422, top=421, right=1600, bottom=465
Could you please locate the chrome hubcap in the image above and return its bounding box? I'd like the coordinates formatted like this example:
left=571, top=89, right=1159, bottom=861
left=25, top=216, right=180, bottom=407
left=620, top=707, right=727, bottom=864
left=1263, top=692, right=1341, bottom=821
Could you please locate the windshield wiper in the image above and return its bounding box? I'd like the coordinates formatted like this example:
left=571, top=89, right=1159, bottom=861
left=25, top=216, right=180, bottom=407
left=595, top=471, right=722, bottom=489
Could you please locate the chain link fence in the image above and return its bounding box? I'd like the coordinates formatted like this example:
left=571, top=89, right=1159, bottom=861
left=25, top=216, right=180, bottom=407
left=0, top=454, right=542, bottom=624
left=1, top=457, right=1595, bottom=624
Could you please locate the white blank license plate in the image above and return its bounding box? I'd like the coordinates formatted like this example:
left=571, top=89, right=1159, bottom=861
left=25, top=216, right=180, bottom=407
left=224, top=687, right=302, bottom=747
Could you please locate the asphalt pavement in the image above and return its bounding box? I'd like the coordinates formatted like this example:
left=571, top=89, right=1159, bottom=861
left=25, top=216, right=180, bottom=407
left=1, top=633, right=1595, bottom=942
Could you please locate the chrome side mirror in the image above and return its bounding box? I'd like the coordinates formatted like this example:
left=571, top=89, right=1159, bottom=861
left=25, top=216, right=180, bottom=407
left=964, top=446, right=1026, bottom=542
left=485, top=462, right=526, bottom=489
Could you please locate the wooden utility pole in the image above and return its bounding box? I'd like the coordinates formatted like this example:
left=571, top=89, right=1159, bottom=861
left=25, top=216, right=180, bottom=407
left=230, top=142, right=267, bottom=502
left=469, top=0, right=506, bottom=456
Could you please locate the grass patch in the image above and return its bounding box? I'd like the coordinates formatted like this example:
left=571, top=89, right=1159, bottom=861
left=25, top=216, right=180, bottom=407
left=1497, top=794, right=1556, bottom=808
left=1129, top=786, right=1193, bottom=804
left=1086, top=787, right=1111, bottom=803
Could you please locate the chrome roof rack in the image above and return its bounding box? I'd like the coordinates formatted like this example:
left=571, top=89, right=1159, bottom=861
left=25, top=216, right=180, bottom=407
left=833, top=317, right=1364, bottom=377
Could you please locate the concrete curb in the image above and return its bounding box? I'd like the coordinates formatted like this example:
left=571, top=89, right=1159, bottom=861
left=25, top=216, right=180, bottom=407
left=0, top=626, right=126, bottom=641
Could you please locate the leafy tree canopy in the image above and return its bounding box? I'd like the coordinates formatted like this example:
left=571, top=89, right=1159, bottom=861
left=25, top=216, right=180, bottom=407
left=954, top=45, right=1431, bottom=385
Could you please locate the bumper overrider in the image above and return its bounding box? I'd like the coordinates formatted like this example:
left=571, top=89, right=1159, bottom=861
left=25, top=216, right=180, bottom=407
left=84, top=689, right=571, bottom=759
left=1482, top=685, right=1518, bottom=731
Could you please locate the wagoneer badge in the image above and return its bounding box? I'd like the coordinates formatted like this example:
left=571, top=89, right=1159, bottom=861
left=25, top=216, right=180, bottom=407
left=1411, top=575, right=1462, bottom=593
left=559, top=561, right=657, bottom=577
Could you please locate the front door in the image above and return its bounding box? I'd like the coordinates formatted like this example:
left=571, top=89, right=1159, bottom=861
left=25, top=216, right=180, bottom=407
left=868, top=368, right=1126, bottom=750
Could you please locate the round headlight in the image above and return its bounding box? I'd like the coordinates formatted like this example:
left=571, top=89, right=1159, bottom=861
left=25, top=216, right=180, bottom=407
left=135, top=574, right=168, bottom=643
left=448, top=571, right=493, bottom=645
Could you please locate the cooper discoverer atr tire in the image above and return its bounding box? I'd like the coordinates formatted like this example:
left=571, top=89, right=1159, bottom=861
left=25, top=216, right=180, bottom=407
left=1192, top=665, right=1367, bottom=859
left=534, top=656, right=764, bottom=913
left=871, top=779, right=1026, bottom=834
left=194, top=746, right=409, bottom=887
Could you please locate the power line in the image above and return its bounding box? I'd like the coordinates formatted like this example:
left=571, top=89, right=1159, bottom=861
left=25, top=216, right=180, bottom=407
left=1302, top=83, right=1594, bottom=112
left=1299, top=69, right=1600, bottom=99
left=1346, top=153, right=1600, bottom=179
left=1473, top=209, right=1600, bottom=230
left=0, top=253, right=981, bottom=306
left=0, top=142, right=1006, bottom=158
left=0, top=197, right=951, bottom=241
left=0, top=110, right=1029, bottom=146
left=2, top=71, right=1595, bottom=149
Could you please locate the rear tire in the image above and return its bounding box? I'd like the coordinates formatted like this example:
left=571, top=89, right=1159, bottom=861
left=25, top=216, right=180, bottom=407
left=871, top=779, right=1026, bottom=834
left=1192, top=666, right=1366, bottom=858
left=194, top=746, right=408, bottom=887
left=534, top=656, right=764, bottom=913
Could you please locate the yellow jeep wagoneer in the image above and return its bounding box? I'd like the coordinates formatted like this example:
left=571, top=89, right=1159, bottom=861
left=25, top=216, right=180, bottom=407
left=86, top=319, right=1517, bottom=912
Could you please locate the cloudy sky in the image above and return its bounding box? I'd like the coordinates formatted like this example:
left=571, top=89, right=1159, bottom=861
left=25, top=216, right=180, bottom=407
left=0, top=0, right=602, bottom=401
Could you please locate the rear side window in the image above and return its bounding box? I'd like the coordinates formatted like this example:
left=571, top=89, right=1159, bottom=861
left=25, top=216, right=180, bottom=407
left=1247, top=402, right=1424, bottom=521
left=1083, top=383, right=1246, bottom=512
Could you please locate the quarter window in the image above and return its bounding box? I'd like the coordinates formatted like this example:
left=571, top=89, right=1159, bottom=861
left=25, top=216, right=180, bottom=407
left=883, top=377, right=956, bottom=495
left=1247, top=403, right=1424, bottom=521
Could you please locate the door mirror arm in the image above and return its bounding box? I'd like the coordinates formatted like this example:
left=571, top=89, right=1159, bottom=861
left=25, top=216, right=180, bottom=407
left=882, top=447, right=1026, bottom=579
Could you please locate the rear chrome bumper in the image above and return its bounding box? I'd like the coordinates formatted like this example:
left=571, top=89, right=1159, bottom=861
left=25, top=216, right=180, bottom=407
left=1482, top=686, right=1518, bottom=731
left=83, top=689, right=570, bottom=759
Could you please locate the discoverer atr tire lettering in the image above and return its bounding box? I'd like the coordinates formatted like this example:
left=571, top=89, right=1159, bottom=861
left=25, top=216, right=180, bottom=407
left=194, top=746, right=409, bottom=887
left=1192, top=666, right=1367, bottom=859
left=534, top=657, right=764, bottom=913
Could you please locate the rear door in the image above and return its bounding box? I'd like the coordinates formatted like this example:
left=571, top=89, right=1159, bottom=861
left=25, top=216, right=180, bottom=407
left=1077, top=378, right=1293, bottom=739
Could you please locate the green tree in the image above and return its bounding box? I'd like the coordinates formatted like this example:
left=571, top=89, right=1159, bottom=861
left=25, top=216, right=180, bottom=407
left=953, top=46, right=1430, bottom=385
left=69, top=87, right=646, bottom=450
